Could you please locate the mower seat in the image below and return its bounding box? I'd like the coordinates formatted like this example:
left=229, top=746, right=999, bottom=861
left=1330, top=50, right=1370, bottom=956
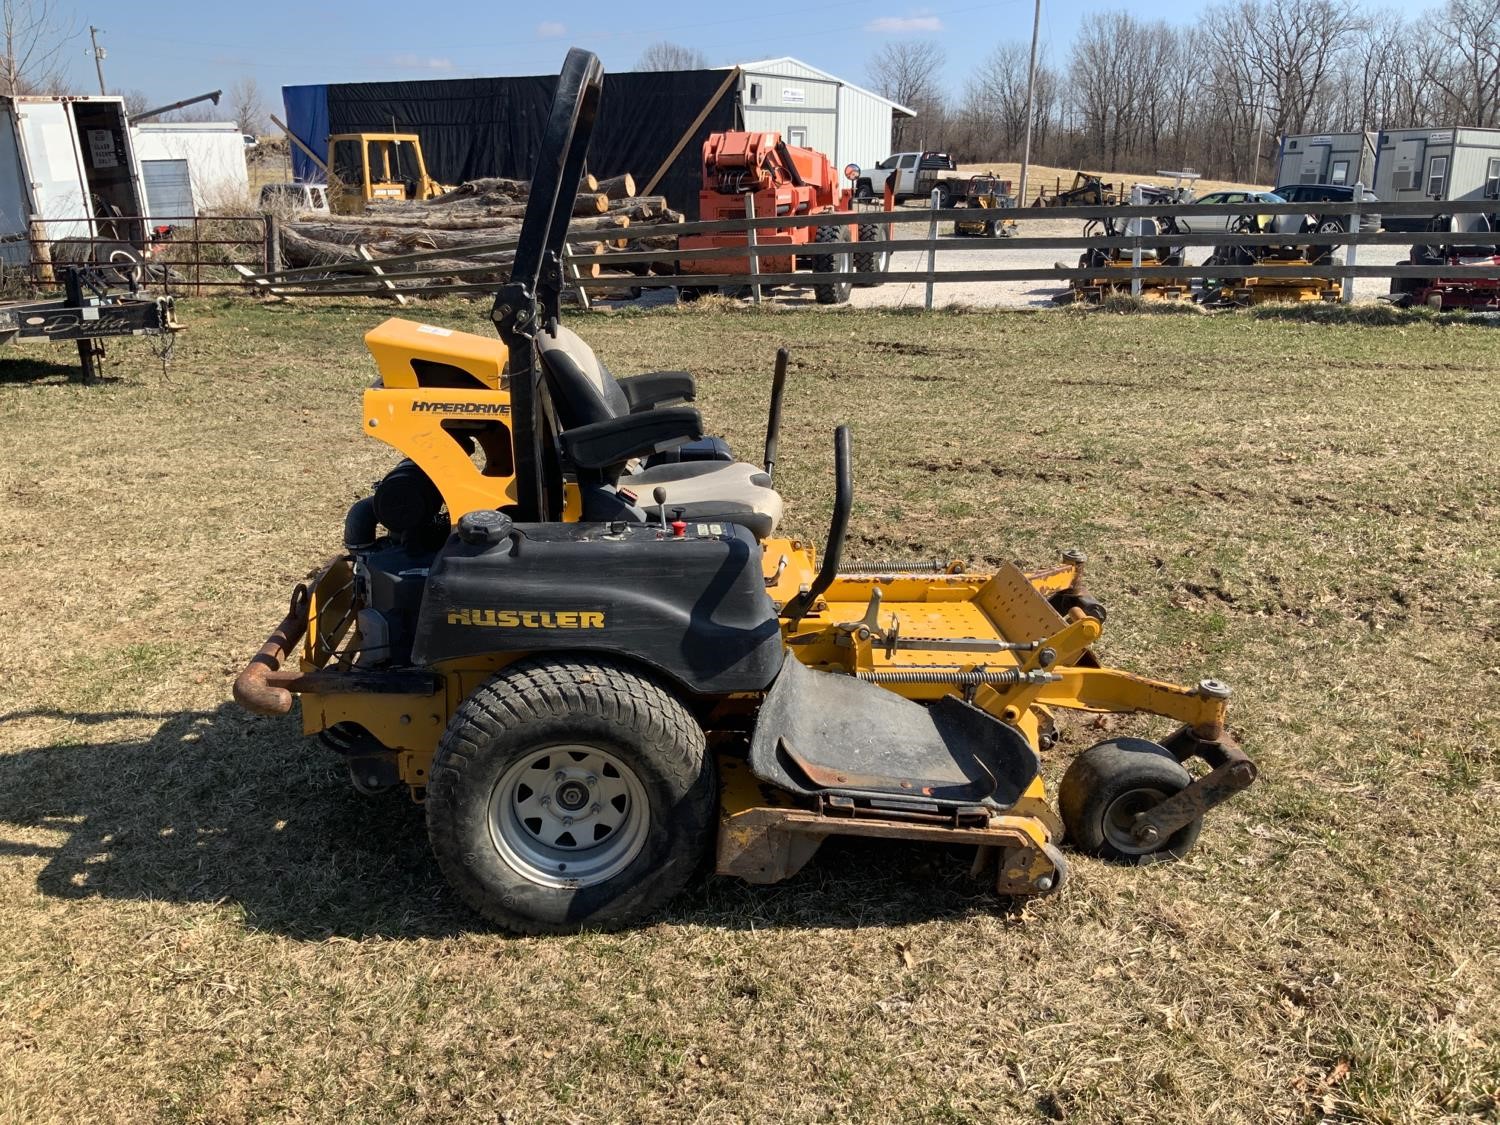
left=1447, top=214, right=1497, bottom=259
left=536, top=325, right=784, bottom=538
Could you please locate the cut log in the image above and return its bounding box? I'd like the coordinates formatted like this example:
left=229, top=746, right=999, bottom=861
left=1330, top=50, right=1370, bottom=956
left=596, top=172, right=636, bottom=200
left=573, top=192, right=609, bottom=216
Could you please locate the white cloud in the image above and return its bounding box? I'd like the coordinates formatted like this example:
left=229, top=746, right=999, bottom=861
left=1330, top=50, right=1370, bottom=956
left=390, top=53, right=455, bottom=71
left=537, top=21, right=567, bottom=37
left=866, top=14, right=944, bottom=32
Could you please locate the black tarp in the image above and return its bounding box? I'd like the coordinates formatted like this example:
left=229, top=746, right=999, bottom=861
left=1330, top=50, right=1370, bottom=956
left=322, top=70, right=737, bottom=219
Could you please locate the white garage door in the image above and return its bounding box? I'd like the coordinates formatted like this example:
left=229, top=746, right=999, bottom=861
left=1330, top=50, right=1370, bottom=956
left=142, top=158, right=194, bottom=219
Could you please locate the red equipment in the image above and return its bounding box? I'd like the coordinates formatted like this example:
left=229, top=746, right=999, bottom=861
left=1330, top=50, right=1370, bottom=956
left=1390, top=215, right=1500, bottom=311
left=677, top=131, right=885, bottom=305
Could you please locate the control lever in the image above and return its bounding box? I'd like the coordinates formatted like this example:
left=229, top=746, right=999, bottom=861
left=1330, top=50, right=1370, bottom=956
left=763, top=346, right=789, bottom=481
left=652, top=486, right=668, bottom=529
left=782, top=425, right=852, bottom=625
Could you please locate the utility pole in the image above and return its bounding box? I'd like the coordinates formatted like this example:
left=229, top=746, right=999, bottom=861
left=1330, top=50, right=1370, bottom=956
left=89, top=26, right=107, bottom=96
left=1017, top=0, right=1041, bottom=208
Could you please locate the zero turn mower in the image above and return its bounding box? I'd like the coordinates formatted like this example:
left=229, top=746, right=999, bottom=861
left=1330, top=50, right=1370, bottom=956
left=234, top=49, right=1257, bottom=934
left=1388, top=214, right=1500, bottom=311
left=1200, top=212, right=1341, bottom=307
left=1054, top=214, right=1189, bottom=304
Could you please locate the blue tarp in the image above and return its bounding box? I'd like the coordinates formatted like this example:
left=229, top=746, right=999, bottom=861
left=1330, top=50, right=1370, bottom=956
left=281, top=83, right=329, bottom=183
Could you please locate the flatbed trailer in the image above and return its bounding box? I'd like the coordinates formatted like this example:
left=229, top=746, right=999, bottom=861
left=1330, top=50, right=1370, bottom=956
left=0, top=266, right=180, bottom=382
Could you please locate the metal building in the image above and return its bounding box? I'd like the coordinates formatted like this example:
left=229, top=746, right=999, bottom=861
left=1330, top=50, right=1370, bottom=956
left=132, top=122, right=250, bottom=217
left=1372, top=126, right=1500, bottom=229
left=733, top=57, right=914, bottom=173
left=1275, top=132, right=1376, bottom=188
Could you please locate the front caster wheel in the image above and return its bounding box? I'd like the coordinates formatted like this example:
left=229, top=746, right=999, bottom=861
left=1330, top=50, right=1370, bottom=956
left=1058, top=738, right=1202, bottom=864
left=426, top=656, right=716, bottom=933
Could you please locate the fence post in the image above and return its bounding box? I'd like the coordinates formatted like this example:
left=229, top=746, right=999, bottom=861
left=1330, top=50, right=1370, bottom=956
left=1343, top=181, right=1361, bottom=304
left=263, top=212, right=281, bottom=276
left=29, top=219, right=53, bottom=286
left=925, top=188, right=940, bottom=310
left=1130, top=184, right=1143, bottom=299
left=745, top=192, right=761, bottom=305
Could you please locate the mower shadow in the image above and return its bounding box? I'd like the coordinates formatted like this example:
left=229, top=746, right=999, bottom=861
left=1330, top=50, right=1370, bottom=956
left=0, top=704, right=1024, bottom=939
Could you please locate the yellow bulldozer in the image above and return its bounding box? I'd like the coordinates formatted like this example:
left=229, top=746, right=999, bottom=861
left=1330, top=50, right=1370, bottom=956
left=327, top=132, right=450, bottom=214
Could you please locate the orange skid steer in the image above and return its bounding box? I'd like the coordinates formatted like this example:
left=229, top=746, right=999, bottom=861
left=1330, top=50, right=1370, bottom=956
left=676, top=130, right=888, bottom=305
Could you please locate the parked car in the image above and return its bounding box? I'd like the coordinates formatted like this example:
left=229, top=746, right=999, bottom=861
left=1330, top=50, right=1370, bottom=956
left=1272, top=183, right=1381, bottom=232
left=1184, top=190, right=1287, bottom=232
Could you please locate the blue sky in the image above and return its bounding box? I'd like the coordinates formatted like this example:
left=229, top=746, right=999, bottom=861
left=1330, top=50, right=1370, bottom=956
left=69, top=0, right=1419, bottom=105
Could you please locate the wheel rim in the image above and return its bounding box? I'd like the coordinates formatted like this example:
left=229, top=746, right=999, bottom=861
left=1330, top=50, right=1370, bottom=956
left=1101, top=787, right=1170, bottom=855
left=488, top=744, right=649, bottom=889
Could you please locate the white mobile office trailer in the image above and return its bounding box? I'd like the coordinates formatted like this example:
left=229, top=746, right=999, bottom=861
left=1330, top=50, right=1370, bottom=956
left=0, top=95, right=148, bottom=267
left=132, top=121, right=251, bottom=217
left=1373, top=126, right=1500, bottom=230
left=1275, top=132, right=1376, bottom=188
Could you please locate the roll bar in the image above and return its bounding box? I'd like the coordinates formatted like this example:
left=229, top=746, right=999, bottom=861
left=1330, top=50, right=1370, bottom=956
left=492, top=46, right=604, bottom=521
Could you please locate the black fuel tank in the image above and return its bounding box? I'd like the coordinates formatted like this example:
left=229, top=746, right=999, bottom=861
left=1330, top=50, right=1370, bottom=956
left=411, top=519, right=783, bottom=695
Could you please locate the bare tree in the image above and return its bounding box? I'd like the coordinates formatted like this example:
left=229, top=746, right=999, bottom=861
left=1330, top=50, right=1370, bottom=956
left=113, top=87, right=149, bottom=118
left=636, top=42, right=708, bottom=71
left=869, top=41, right=946, bottom=148
left=0, top=0, right=77, bottom=96
left=1420, top=0, right=1500, bottom=126
left=230, top=75, right=265, bottom=136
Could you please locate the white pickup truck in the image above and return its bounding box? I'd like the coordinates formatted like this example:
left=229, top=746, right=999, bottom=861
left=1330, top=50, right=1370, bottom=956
left=852, top=151, right=970, bottom=206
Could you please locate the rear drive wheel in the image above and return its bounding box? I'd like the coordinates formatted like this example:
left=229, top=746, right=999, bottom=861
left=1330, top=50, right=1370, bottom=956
left=852, top=222, right=887, bottom=286
left=426, top=656, right=716, bottom=933
left=1058, top=738, right=1202, bottom=864
left=812, top=223, right=852, bottom=305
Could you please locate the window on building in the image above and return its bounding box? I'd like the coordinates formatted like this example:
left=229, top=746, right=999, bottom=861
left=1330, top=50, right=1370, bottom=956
left=1330, top=160, right=1349, bottom=185
left=787, top=126, right=807, bottom=148
left=1426, top=155, right=1448, bottom=198
left=1485, top=157, right=1500, bottom=199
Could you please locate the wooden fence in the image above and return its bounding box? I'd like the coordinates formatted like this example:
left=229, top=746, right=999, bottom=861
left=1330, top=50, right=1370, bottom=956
left=232, top=196, right=1500, bottom=308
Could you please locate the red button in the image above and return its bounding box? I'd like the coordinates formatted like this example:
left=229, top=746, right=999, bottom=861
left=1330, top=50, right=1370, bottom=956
left=671, top=520, right=687, bottom=538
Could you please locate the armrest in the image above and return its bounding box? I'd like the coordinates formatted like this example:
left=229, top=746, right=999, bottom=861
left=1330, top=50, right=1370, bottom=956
left=617, top=370, right=696, bottom=412
left=559, top=407, right=703, bottom=470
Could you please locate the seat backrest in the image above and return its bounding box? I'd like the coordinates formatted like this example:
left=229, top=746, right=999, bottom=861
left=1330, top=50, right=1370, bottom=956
left=1123, top=217, right=1158, bottom=238
left=1269, top=213, right=1305, bottom=236
left=1452, top=213, right=1492, bottom=236
left=536, top=325, right=630, bottom=427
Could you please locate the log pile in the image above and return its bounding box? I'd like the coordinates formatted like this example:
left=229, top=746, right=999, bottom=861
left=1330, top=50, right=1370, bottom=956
left=275, top=171, right=682, bottom=296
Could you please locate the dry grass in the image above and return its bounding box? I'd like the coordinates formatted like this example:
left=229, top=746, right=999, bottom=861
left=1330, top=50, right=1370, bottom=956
left=0, top=299, right=1496, bottom=1123
left=954, top=161, right=1262, bottom=202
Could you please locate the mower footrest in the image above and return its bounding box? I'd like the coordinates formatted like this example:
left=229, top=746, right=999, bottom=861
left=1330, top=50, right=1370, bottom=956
left=748, top=654, right=1040, bottom=809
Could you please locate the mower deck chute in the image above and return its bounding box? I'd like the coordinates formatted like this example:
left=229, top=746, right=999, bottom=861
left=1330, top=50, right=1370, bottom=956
left=232, top=47, right=1257, bottom=933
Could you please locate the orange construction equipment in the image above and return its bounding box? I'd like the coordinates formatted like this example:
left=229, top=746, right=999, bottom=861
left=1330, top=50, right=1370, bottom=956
left=676, top=131, right=887, bottom=305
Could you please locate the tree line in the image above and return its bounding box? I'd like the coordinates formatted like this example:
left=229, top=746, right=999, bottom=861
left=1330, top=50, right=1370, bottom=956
left=870, top=0, right=1500, bottom=183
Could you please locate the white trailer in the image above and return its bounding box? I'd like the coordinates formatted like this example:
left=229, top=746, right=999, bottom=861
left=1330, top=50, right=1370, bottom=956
left=0, top=95, right=149, bottom=268
left=1373, top=126, right=1500, bottom=231
left=1275, top=132, right=1376, bottom=189
left=132, top=121, right=250, bottom=217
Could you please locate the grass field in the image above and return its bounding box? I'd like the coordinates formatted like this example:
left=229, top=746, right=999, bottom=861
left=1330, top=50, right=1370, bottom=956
left=0, top=299, right=1496, bottom=1123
